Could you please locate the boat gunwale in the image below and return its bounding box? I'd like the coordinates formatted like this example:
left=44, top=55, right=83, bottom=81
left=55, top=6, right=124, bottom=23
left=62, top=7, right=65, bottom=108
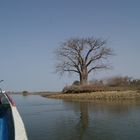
left=0, top=94, right=15, bottom=140
left=4, top=93, right=28, bottom=140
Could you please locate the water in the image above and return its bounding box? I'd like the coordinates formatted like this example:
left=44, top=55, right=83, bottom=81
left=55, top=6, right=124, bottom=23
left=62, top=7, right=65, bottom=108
left=12, top=95, right=140, bottom=140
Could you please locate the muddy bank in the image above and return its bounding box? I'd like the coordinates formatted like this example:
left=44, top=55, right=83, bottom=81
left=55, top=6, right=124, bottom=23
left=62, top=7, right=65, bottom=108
left=42, top=91, right=140, bottom=100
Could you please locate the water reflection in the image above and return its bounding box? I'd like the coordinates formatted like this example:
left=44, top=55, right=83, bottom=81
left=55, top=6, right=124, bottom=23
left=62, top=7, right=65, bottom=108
left=11, top=95, right=140, bottom=140
left=77, top=102, right=88, bottom=140
left=62, top=99, right=140, bottom=140
left=63, top=99, right=140, bottom=114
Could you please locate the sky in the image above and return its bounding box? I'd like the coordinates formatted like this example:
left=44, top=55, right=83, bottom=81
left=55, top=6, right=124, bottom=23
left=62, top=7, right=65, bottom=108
left=0, top=0, right=140, bottom=92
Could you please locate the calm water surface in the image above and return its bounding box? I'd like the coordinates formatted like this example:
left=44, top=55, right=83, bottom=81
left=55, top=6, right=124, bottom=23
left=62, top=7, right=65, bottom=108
left=12, top=95, right=140, bottom=140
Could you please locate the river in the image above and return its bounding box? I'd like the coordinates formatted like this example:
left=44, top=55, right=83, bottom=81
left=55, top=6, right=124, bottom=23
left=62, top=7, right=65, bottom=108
left=12, top=95, right=140, bottom=140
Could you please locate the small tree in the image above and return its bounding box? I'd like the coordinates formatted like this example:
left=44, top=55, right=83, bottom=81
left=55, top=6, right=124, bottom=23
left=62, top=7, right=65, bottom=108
left=55, top=37, right=113, bottom=85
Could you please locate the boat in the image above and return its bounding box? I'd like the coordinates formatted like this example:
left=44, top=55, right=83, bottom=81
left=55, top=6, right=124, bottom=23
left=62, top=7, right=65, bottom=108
left=0, top=89, right=28, bottom=140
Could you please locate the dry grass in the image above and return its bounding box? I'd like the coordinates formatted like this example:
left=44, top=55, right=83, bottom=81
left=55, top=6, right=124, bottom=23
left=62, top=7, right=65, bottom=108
left=44, top=90, right=140, bottom=100
left=62, top=84, right=139, bottom=93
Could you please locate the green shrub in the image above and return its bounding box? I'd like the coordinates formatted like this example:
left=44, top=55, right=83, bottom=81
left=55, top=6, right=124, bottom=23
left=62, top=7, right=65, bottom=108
left=22, top=91, right=28, bottom=96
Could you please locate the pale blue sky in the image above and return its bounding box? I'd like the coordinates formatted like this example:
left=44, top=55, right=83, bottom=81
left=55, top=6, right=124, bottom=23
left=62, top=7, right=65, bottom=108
left=0, top=0, right=140, bottom=91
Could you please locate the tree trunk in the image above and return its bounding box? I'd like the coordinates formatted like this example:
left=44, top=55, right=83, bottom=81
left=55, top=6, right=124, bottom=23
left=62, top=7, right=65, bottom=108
left=80, top=67, right=88, bottom=85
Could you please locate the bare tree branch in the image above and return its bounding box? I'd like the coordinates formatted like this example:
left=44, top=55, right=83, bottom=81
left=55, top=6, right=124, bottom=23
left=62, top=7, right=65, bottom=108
left=88, top=64, right=109, bottom=74
left=55, top=37, right=114, bottom=85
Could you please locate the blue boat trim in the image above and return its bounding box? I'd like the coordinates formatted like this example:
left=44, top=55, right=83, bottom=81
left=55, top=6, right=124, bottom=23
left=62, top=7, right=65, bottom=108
left=0, top=104, right=15, bottom=140
left=0, top=92, right=27, bottom=140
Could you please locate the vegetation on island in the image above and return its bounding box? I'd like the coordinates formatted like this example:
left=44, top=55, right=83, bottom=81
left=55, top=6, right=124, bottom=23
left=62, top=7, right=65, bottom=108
left=62, top=76, right=140, bottom=93
left=54, top=37, right=139, bottom=97
left=44, top=76, right=140, bottom=100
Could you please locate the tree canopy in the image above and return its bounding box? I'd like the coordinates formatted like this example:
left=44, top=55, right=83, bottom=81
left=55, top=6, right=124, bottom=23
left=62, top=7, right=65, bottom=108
left=55, top=37, right=113, bottom=85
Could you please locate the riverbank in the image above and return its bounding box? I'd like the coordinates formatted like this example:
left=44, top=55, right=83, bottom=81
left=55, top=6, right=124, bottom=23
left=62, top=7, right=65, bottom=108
left=42, top=90, right=140, bottom=100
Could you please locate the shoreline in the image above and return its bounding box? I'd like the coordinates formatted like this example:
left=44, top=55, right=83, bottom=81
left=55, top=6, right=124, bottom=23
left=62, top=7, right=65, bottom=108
left=41, top=90, right=140, bottom=100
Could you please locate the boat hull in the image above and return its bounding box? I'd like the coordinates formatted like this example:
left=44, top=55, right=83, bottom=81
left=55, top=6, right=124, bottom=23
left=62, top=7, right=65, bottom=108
left=0, top=104, right=15, bottom=140
left=0, top=93, right=28, bottom=140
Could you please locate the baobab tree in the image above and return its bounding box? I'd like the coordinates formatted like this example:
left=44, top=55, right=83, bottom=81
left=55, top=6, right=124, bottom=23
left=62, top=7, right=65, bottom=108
left=55, top=37, right=113, bottom=85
